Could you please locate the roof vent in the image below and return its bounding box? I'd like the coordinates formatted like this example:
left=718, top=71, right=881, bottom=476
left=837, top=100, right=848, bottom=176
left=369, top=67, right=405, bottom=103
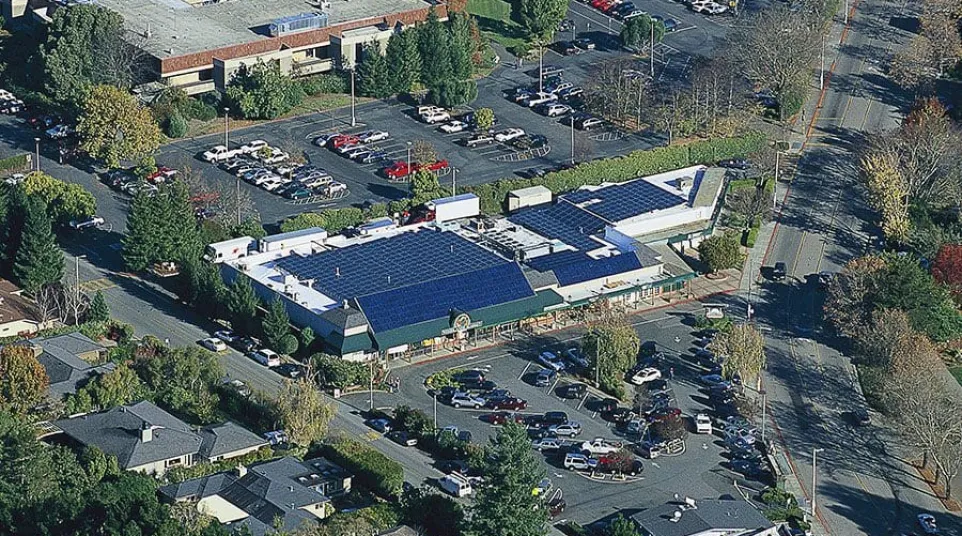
left=684, top=497, right=696, bottom=509
left=342, top=299, right=349, bottom=309
left=670, top=511, right=682, bottom=523
left=235, top=465, right=248, bottom=478
left=335, top=266, right=340, bottom=277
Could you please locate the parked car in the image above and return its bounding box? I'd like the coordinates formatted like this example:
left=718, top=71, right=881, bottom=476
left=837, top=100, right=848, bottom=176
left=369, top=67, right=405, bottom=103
left=772, top=261, right=787, bottom=281
left=202, top=145, right=241, bottom=162
left=535, top=368, right=557, bottom=386
left=450, top=392, right=486, bottom=409
left=441, top=120, right=469, bottom=133
left=495, top=128, right=527, bottom=142
left=538, top=351, right=566, bottom=372
left=330, top=135, right=360, bottom=149
left=421, top=110, right=451, bottom=124
left=438, top=473, right=473, bottom=497
left=918, top=513, right=939, bottom=535
left=646, top=407, right=682, bottom=423
left=526, top=92, right=558, bottom=108
left=549, top=422, right=583, bottom=437
left=486, top=411, right=527, bottom=425
left=543, top=103, right=572, bottom=117
left=576, top=116, right=604, bottom=130
left=214, top=330, right=237, bottom=344
left=542, top=411, right=569, bottom=426
left=558, top=383, right=587, bottom=399
left=532, top=437, right=566, bottom=451
left=554, top=41, right=581, bottom=55
left=563, top=452, right=597, bottom=471
left=248, top=349, right=281, bottom=367
left=466, top=133, right=496, bottom=147
left=487, top=397, right=527, bottom=410
left=629, top=367, right=662, bottom=385
left=596, top=398, right=620, bottom=413
left=387, top=430, right=418, bottom=446
left=274, top=363, right=305, bottom=379
left=729, top=459, right=767, bottom=478
left=695, top=414, right=713, bottom=434
left=564, top=348, right=589, bottom=368
left=68, top=215, right=105, bottom=230
left=700, top=374, right=728, bottom=387
left=199, top=338, right=227, bottom=352
left=365, top=418, right=392, bottom=433
left=608, top=407, right=635, bottom=424
left=718, top=158, right=751, bottom=170
left=358, top=130, right=389, bottom=143
left=239, top=140, right=269, bottom=154
left=574, top=37, right=596, bottom=50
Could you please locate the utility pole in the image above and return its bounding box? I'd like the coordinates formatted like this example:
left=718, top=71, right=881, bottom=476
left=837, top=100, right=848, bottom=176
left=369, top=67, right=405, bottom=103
left=350, top=68, right=357, bottom=127
left=369, top=359, right=374, bottom=411
left=650, top=22, right=655, bottom=77
left=819, top=34, right=825, bottom=90
left=760, top=389, right=768, bottom=443
left=570, top=115, right=575, bottom=165
left=538, top=43, right=545, bottom=94
left=34, top=138, right=40, bottom=172
left=433, top=393, right=438, bottom=430
left=223, top=107, right=230, bottom=148
left=236, top=175, right=241, bottom=226
left=812, top=448, right=824, bottom=517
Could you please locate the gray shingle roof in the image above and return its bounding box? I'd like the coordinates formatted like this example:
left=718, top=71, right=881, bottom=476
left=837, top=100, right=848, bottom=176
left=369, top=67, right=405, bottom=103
left=29, top=332, right=111, bottom=398
left=160, top=473, right=238, bottom=501
left=321, top=303, right=369, bottom=330
left=53, top=401, right=201, bottom=470
left=199, top=422, right=269, bottom=460
left=631, top=499, right=774, bottom=536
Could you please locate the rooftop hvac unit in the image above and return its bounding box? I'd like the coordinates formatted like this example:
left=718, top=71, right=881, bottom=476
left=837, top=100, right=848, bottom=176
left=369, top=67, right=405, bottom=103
left=269, top=12, right=329, bottom=37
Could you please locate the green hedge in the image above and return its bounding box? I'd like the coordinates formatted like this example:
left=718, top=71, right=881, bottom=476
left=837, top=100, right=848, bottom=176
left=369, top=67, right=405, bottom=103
left=0, top=153, right=29, bottom=173
left=743, top=227, right=759, bottom=248
left=320, top=438, right=404, bottom=497
left=464, top=132, right=768, bottom=214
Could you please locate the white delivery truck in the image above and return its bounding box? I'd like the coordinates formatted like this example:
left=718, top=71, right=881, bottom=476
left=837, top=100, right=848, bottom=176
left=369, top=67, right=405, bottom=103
left=204, top=237, right=257, bottom=263
left=428, top=193, right=480, bottom=223
left=439, top=472, right=473, bottom=497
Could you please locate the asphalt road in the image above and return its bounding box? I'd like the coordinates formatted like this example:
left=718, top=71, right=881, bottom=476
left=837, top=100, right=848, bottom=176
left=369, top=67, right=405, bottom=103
left=750, top=0, right=962, bottom=533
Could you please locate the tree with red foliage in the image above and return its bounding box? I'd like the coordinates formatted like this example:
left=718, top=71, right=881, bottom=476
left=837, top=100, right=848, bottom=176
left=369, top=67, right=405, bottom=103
left=932, top=244, right=962, bottom=296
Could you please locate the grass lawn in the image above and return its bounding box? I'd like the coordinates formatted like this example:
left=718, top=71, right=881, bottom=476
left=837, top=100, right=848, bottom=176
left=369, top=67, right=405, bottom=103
left=467, top=0, right=529, bottom=54
left=184, top=94, right=358, bottom=138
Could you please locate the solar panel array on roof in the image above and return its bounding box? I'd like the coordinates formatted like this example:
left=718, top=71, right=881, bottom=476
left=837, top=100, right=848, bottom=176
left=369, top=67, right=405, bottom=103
left=274, top=230, right=507, bottom=303
left=508, top=202, right=606, bottom=251
left=563, top=178, right=685, bottom=222
left=550, top=252, right=644, bottom=286
left=357, top=263, right=535, bottom=332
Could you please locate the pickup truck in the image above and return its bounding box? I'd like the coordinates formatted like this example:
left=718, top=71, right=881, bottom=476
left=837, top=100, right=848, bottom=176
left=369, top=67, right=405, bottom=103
left=580, top=437, right=623, bottom=456
left=465, top=133, right=495, bottom=147
left=203, top=145, right=242, bottom=162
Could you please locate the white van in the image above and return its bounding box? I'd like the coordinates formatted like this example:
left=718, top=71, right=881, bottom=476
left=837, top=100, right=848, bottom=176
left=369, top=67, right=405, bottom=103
left=439, top=472, right=473, bottom=497
left=250, top=349, right=281, bottom=367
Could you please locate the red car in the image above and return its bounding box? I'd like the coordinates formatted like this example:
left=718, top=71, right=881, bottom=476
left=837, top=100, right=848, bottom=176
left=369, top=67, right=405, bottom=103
left=487, top=397, right=528, bottom=411
left=331, top=135, right=360, bottom=149
left=590, top=0, right=607, bottom=8
left=485, top=412, right=527, bottom=425
left=384, top=159, right=450, bottom=180
left=646, top=407, right=682, bottom=424
left=147, top=166, right=178, bottom=184
left=420, top=159, right=450, bottom=172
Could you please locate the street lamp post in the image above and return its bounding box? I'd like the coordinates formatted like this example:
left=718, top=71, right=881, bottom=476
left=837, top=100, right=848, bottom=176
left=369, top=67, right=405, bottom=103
left=406, top=142, right=412, bottom=172
left=811, top=448, right=824, bottom=517
left=369, top=359, right=374, bottom=411
left=570, top=115, right=575, bottom=165
left=452, top=168, right=458, bottom=196
left=650, top=22, right=655, bottom=77
left=433, top=393, right=438, bottom=430
left=350, top=68, right=357, bottom=127
left=538, top=43, right=545, bottom=93
left=34, top=138, right=40, bottom=172
left=75, top=254, right=86, bottom=317
left=819, top=34, right=826, bottom=90
left=760, top=389, right=768, bottom=443
left=223, top=107, right=230, bottom=148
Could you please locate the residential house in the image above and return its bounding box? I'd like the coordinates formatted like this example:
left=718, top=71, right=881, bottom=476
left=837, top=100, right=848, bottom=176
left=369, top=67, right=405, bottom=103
left=29, top=332, right=112, bottom=400
left=49, top=401, right=269, bottom=476
left=0, top=278, right=47, bottom=337
left=159, top=457, right=352, bottom=535
left=630, top=498, right=778, bottom=536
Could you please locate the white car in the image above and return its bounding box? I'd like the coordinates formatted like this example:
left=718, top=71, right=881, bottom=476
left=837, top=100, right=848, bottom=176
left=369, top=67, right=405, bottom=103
left=526, top=92, right=557, bottom=108
left=239, top=139, right=269, bottom=154
left=203, top=145, right=241, bottom=162
left=450, top=392, right=485, bottom=408
left=249, top=349, right=281, bottom=367
left=695, top=414, right=713, bottom=434
left=199, top=337, right=227, bottom=352
left=259, top=148, right=289, bottom=164
left=580, top=437, right=622, bottom=455
left=440, top=120, right=469, bottom=133
left=563, top=452, right=597, bottom=471
left=532, top=437, right=565, bottom=451
left=343, top=145, right=370, bottom=158
left=358, top=130, right=389, bottom=143
left=544, top=103, right=572, bottom=117
left=495, top=128, right=526, bottom=142
left=252, top=173, right=279, bottom=186
left=260, top=176, right=286, bottom=191
left=629, top=367, right=662, bottom=385
left=421, top=110, right=451, bottom=124
left=68, top=215, right=105, bottom=230
left=323, top=181, right=348, bottom=196
left=537, top=351, right=566, bottom=372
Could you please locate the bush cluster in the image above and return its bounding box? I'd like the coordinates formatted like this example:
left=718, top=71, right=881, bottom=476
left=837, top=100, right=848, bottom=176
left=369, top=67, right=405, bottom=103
left=320, top=438, right=404, bottom=497
left=298, top=73, right=350, bottom=95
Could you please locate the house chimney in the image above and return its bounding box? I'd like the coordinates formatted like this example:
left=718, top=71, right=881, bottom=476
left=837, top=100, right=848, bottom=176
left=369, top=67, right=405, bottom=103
left=235, top=465, right=248, bottom=478
left=140, top=422, right=153, bottom=443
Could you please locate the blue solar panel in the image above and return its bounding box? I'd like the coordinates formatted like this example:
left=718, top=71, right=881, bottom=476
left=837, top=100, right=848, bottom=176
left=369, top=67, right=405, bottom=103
left=357, top=263, right=535, bottom=332
left=508, top=203, right=606, bottom=251
left=563, top=178, right=684, bottom=222
left=274, top=230, right=508, bottom=303
left=550, top=252, right=643, bottom=286
left=526, top=251, right=593, bottom=272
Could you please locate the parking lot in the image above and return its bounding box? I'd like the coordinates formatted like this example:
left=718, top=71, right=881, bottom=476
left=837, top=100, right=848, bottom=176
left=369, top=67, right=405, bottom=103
left=152, top=0, right=761, bottom=225
left=340, top=306, right=774, bottom=522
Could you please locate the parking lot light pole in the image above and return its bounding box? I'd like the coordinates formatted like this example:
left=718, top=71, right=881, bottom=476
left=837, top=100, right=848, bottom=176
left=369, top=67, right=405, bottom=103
left=570, top=117, right=575, bottom=165
left=650, top=24, right=655, bottom=77
left=538, top=43, right=545, bottom=93
left=452, top=168, right=458, bottom=196
left=406, top=141, right=412, bottom=171
left=350, top=68, right=357, bottom=127
left=812, top=447, right=824, bottom=517
left=760, top=389, right=767, bottom=443
left=433, top=393, right=438, bottom=430
left=34, top=137, right=40, bottom=171
left=223, top=107, right=229, bottom=148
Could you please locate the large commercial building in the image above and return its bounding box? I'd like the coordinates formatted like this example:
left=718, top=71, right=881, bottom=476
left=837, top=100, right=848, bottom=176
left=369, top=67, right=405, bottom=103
left=208, top=165, right=726, bottom=360
left=4, top=0, right=444, bottom=95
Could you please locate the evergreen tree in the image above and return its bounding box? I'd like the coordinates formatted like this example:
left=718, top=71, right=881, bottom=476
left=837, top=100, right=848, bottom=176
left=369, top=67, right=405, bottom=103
left=122, top=186, right=159, bottom=272
left=418, top=7, right=452, bottom=87
left=164, top=181, right=201, bottom=263
left=468, top=422, right=547, bottom=536
left=386, top=30, right=422, bottom=94
left=226, top=276, right=259, bottom=335
left=262, top=297, right=292, bottom=350
left=13, top=198, right=63, bottom=294
left=87, top=290, right=109, bottom=322
left=355, top=42, right=392, bottom=98
left=2, top=186, right=26, bottom=276
left=448, top=13, right=474, bottom=80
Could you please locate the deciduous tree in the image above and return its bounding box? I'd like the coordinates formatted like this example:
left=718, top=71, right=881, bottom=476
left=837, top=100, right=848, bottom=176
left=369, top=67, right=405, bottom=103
left=710, top=323, right=766, bottom=387
left=0, top=345, right=49, bottom=414
left=474, top=108, right=495, bottom=131
left=77, top=85, right=162, bottom=168
left=133, top=345, right=224, bottom=424
left=824, top=255, right=887, bottom=338
left=581, top=301, right=640, bottom=398
left=21, top=172, right=97, bottom=226
left=698, top=232, right=743, bottom=273
left=274, top=377, right=335, bottom=446
left=860, top=149, right=910, bottom=243
left=933, top=243, right=962, bottom=297
left=225, top=61, right=303, bottom=119
left=515, top=0, right=568, bottom=41
left=468, top=422, right=548, bottom=536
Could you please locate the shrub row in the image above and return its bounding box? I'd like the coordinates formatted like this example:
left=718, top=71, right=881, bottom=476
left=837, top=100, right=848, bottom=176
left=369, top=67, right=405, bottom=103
left=320, top=438, right=404, bottom=497
left=464, top=132, right=768, bottom=214
left=0, top=153, right=29, bottom=173
left=298, top=73, right=350, bottom=96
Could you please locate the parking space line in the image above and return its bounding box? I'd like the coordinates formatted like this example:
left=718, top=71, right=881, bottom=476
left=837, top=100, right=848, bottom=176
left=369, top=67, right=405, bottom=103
left=577, top=393, right=589, bottom=410
left=518, top=362, right=532, bottom=381
left=548, top=375, right=561, bottom=396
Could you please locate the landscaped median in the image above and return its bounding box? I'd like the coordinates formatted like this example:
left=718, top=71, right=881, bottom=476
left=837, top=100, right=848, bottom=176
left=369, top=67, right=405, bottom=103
left=464, top=132, right=769, bottom=214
